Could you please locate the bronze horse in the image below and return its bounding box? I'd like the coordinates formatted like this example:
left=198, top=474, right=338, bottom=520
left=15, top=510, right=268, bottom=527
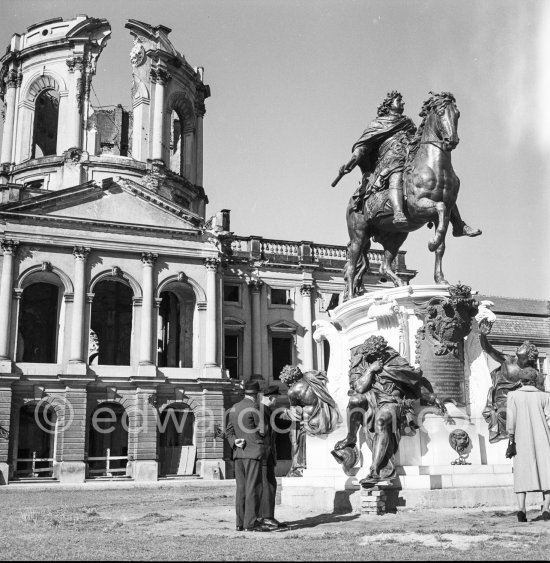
left=344, top=92, right=471, bottom=300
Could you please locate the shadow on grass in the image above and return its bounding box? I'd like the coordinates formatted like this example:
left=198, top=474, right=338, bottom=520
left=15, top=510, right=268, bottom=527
left=283, top=512, right=360, bottom=530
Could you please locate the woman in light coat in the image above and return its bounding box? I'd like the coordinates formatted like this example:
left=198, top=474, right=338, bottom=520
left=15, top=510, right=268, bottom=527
left=506, top=367, right=550, bottom=522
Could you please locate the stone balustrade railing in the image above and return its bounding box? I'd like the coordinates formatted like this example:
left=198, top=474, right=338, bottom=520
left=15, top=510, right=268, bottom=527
left=227, top=236, right=406, bottom=267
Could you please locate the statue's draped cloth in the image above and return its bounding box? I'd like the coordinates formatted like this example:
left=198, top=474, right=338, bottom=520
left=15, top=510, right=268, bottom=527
left=300, top=371, right=341, bottom=435
left=350, top=114, right=416, bottom=213
left=349, top=348, right=423, bottom=478
left=482, top=367, right=521, bottom=443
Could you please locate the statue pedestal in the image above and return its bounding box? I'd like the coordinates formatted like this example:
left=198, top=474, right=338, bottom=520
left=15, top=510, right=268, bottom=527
left=281, top=285, right=515, bottom=512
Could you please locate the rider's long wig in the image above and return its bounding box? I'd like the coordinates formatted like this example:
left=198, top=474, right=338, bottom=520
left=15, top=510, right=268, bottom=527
left=376, top=90, right=402, bottom=117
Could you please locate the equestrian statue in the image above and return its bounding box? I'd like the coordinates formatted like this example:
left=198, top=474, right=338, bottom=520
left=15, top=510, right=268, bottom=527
left=332, top=91, right=481, bottom=301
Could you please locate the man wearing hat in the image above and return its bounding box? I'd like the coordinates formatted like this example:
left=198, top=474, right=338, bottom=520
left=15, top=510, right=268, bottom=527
left=258, top=384, right=288, bottom=529
left=225, top=380, right=271, bottom=532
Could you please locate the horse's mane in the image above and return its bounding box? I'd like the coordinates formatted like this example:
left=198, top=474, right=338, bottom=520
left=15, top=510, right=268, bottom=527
left=405, top=91, right=456, bottom=167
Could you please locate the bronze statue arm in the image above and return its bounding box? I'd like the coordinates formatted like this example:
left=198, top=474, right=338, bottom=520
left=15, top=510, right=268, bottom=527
left=479, top=331, right=506, bottom=364
left=353, top=368, right=375, bottom=394
left=332, top=154, right=358, bottom=187
left=351, top=360, right=383, bottom=394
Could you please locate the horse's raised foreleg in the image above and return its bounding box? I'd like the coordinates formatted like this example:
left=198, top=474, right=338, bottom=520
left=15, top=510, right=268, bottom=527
left=379, top=231, right=409, bottom=287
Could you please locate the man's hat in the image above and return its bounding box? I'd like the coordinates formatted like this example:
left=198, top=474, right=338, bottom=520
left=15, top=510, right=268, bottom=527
left=264, top=384, right=280, bottom=396
left=243, top=380, right=261, bottom=394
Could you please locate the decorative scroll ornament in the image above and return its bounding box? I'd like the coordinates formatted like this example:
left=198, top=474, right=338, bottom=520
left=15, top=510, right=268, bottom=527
left=415, top=283, right=479, bottom=356
left=130, top=38, right=146, bottom=67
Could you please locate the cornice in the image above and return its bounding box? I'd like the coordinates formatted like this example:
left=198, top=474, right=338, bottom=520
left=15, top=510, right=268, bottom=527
left=0, top=212, right=202, bottom=237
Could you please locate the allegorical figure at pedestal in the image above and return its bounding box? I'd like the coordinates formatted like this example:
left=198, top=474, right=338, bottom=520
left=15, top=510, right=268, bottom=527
left=479, top=319, right=541, bottom=443
left=332, top=335, right=447, bottom=487
left=279, top=365, right=341, bottom=477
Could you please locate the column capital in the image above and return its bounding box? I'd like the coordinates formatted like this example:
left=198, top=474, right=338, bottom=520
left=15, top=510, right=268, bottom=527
left=66, top=56, right=85, bottom=73
left=300, top=284, right=314, bottom=297
left=141, top=252, right=158, bottom=266
left=248, top=279, right=263, bottom=293
left=1, top=239, right=19, bottom=255
left=73, top=246, right=91, bottom=261
left=194, top=99, right=206, bottom=117
left=151, top=67, right=172, bottom=85
left=5, top=69, right=19, bottom=89
left=205, top=257, right=220, bottom=271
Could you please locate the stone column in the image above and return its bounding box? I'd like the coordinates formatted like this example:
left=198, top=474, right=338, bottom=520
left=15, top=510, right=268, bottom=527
left=151, top=68, right=171, bottom=162
left=0, top=384, right=13, bottom=484
left=1, top=70, right=18, bottom=164
left=0, top=240, right=18, bottom=361
left=204, top=258, right=219, bottom=367
left=194, top=100, right=206, bottom=186
left=132, top=390, right=159, bottom=482
left=300, top=285, right=314, bottom=371
left=69, top=247, right=90, bottom=363
left=248, top=280, right=263, bottom=374
left=140, top=253, right=157, bottom=365
left=66, top=56, right=84, bottom=149
left=58, top=385, right=88, bottom=484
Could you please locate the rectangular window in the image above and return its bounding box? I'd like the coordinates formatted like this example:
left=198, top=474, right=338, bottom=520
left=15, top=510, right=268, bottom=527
left=272, top=336, right=293, bottom=380
left=223, top=284, right=240, bottom=303
left=271, top=288, right=290, bottom=305
left=224, top=333, right=240, bottom=379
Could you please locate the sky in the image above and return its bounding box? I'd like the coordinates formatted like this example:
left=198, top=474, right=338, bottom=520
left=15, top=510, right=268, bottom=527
left=1, top=0, right=549, bottom=300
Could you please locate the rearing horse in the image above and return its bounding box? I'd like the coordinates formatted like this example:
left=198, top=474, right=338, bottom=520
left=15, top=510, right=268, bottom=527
left=344, top=92, right=469, bottom=300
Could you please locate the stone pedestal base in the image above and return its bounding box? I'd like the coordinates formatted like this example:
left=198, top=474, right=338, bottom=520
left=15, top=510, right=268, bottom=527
left=0, top=359, right=13, bottom=374
left=281, top=464, right=517, bottom=512
left=361, top=483, right=391, bottom=515
left=133, top=460, right=158, bottom=482
left=59, top=461, right=86, bottom=484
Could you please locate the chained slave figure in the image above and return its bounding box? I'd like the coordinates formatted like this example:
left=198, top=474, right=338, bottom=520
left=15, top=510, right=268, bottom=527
left=332, top=335, right=447, bottom=487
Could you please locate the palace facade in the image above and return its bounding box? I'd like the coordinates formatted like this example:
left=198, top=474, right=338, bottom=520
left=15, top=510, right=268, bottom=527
left=0, top=16, right=547, bottom=485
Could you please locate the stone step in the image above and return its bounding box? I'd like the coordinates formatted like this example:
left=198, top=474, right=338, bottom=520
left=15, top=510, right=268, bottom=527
left=395, top=472, right=513, bottom=490
left=397, top=464, right=512, bottom=476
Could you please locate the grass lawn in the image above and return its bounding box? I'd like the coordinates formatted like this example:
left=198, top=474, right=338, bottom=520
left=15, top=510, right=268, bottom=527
left=1, top=485, right=549, bottom=560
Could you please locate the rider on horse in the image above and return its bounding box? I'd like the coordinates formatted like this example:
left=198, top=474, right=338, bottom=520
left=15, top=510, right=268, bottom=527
left=335, top=91, right=481, bottom=237
left=344, top=91, right=415, bottom=225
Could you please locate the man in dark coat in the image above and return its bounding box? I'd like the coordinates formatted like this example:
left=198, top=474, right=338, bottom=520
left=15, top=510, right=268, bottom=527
left=258, top=385, right=287, bottom=529
left=225, top=380, right=271, bottom=532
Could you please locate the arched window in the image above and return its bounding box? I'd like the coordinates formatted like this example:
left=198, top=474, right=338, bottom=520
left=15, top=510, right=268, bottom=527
left=91, top=280, right=133, bottom=366
left=32, top=89, right=59, bottom=158
left=158, top=403, right=196, bottom=476
left=88, top=402, right=128, bottom=478
left=17, top=282, right=61, bottom=363
left=16, top=402, right=56, bottom=479
left=157, top=282, right=196, bottom=368
left=169, top=110, right=183, bottom=175
left=167, top=95, right=195, bottom=181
